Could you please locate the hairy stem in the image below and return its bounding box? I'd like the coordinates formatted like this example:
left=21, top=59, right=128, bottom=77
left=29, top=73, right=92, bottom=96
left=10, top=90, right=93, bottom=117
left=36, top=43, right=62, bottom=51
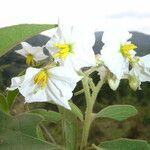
left=92, top=80, right=104, bottom=101
left=74, top=89, right=84, bottom=96
left=80, top=76, right=93, bottom=149
left=80, top=76, right=104, bottom=150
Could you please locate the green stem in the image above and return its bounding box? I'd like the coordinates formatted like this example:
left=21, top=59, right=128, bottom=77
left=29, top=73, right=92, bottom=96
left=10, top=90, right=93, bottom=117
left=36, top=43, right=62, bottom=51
left=74, top=89, right=84, bottom=96
left=80, top=77, right=104, bottom=150
left=88, top=78, right=96, bottom=91
left=84, top=66, right=98, bottom=76
left=92, top=80, right=104, bottom=102
left=80, top=76, right=93, bottom=150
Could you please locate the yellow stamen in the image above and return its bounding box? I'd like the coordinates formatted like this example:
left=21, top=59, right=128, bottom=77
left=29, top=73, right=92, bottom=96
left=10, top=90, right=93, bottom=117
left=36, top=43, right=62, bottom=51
left=53, top=43, right=73, bottom=59
left=34, top=69, right=49, bottom=88
left=120, top=43, right=138, bottom=63
left=26, top=54, right=35, bottom=66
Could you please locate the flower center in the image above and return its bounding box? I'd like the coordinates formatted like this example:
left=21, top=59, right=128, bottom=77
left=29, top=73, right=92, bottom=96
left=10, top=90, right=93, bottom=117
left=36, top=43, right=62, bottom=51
left=26, top=54, right=35, bottom=66
left=120, top=43, right=138, bottom=63
left=53, top=43, right=73, bottom=59
left=34, top=69, right=49, bottom=88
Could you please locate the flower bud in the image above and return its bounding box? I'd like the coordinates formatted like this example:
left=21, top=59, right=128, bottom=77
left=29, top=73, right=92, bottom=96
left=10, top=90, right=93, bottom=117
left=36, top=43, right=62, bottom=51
left=108, top=77, right=120, bottom=91
left=128, top=75, right=140, bottom=91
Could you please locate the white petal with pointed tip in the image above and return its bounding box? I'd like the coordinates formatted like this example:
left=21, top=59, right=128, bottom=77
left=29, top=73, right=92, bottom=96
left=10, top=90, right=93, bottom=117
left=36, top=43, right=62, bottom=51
left=45, top=22, right=96, bottom=71
left=15, top=42, right=48, bottom=62
left=8, top=66, right=82, bottom=110
left=7, top=75, right=24, bottom=91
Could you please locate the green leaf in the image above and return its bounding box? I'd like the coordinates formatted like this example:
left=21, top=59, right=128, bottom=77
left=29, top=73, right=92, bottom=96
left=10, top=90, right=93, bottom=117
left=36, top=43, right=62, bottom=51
left=30, top=109, right=61, bottom=123
left=95, top=105, right=138, bottom=121
left=6, top=89, right=19, bottom=109
left=0, top=93, right=8, bottom=112
left=69, top=101, right=83, bottom=121
left=59, top=107, right=78, bottom=150
left=96, top=138, right=150, bottom=150
left=0, top=111, right=63, bottom=150
left=0, top=24, right=57, bottom=57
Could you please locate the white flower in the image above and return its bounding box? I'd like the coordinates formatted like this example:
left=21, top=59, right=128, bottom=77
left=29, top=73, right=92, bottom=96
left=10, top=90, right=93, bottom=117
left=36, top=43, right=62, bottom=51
left=7, top=66, right=82, bottom=109
left=16, top=42, right=48, bottom=66
left=101, top=29, right=137, bottom=79
left=45, top=23, right=96, bottom=71
left=128, top=54, right=150, bottom=90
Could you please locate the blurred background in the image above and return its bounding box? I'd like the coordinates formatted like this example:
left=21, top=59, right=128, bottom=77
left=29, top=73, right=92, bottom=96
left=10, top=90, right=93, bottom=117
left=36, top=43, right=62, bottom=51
left=1, top=0, right=150, bottom=34
left=0, top=0, right=150, bottom=146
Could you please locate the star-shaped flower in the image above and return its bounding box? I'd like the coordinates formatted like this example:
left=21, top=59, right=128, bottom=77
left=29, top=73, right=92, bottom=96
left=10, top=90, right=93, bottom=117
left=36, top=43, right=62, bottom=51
left=45, top=23, right=96, bottom=71
left=7, top=66, right=82, bottom=109
left=16, top=42, right=48, bottom=66
left=101, top=29, right=137, bottom=79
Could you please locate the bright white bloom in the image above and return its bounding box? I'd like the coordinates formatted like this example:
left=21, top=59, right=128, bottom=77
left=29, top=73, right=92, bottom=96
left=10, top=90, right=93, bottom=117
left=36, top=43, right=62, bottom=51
left=128, top=54, right=150, bottom=90
left=16, top=42, right=48, bottom=66
left=101, top=29, right=137, bottom=79
left=45, top=24, right=96, bottom=71
left=7, top=66, right=82, bottom=109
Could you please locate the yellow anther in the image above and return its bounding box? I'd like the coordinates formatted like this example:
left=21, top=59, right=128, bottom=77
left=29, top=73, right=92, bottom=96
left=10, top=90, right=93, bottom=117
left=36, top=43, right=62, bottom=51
left=120, top=43, right=138, bottom=63
left=34, top=69, right=49, bottom=88
left=26, top=54, right=35, bottom=66
left=53, top=43, right=73, bottom=59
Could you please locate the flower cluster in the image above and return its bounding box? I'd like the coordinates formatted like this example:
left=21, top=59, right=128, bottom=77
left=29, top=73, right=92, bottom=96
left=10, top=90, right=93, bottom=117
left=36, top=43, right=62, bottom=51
left=7, top=23, right=150, bottom=109
left=97, top=29, right=150, bottom=91
left=7, top=23, right=96, bottom=109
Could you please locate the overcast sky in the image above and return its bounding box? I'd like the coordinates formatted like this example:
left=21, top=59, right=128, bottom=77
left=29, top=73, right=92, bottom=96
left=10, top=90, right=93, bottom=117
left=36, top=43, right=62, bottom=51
left=1, top=0, right=150, bottom=34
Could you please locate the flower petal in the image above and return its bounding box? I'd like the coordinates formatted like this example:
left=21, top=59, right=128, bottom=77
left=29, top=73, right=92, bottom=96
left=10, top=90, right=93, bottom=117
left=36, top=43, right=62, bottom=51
left=7, top=75, right=24, bottom=91
left=46, top=79, right=71, bottom=109
left=50, top=66, right=82, bottom=83
left=101, top=47, right=129, bottom=79
left=130, top=55, right=150, bottom=82
left=21, top=42, right=33, bottom=53
left=32, top=47, right=48, bottom=61
left=15, top=49, right=28, bottom=57
left=102, top=29, right=132, bottom=44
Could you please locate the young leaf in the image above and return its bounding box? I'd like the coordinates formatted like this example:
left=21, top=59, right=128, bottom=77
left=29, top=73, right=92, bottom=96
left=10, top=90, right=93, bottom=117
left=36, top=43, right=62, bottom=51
left=0, top=111, right=63, bottom=150
left=0, top=93, right=8, bottom=112
left=96, top=138, right=150, bottom=150
left=69, top=101, right=83, bottom=121
left=95, top=105, right=138, bottom=121
left=30, top=109, right=61, bottom=123
left=0, top=24, right=57, bottom=57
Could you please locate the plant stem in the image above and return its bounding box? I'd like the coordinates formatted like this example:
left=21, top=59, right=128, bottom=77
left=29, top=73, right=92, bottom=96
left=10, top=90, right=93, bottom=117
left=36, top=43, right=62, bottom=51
left=80, top=77, right=104, bottom=150
left=74, top=89, right=84, bottom=96
left=84, top=66, right=98, bottom=76
left=80, top=76, right=93, bottom=149
left=92, top=80, right=104, bottom=102
left=80, top=105, right=94, bottom=149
